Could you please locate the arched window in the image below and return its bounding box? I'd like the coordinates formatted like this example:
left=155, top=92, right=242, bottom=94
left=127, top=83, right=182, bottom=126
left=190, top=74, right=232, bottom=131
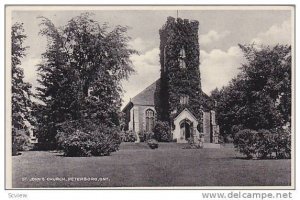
left=179, top=47, right=186, bottom=69
left=180, top=48, right=186, bottom=58
left=146, top=109, right=155, bottom=132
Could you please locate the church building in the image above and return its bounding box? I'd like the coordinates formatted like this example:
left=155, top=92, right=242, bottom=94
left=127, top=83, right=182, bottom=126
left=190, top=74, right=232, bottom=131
left=122, top=17, right=219, bottom=146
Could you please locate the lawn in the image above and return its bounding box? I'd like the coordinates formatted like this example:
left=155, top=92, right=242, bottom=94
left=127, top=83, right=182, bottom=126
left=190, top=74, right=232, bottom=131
left=12, top=143, right=291, bottom=188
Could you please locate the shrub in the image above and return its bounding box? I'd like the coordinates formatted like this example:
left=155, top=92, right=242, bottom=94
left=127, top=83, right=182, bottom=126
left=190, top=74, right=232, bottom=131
left=234, top=129, right=259, bottom=159
left=255, top=129, right=274, bottom=159
left=146, top=131, right=155, bottom=141
left=119, top=130, right=136, bottom=142
left=89, top=129, right=121, bottom=156
left=147, top=139, right=158, bottom=149
left=118, top=131, right=125, bottom=142
left=153, top=121, right=172, bottom=142
left=12, top=129, right=31, bottom=155
left=138, top=130, right=154, bottom=142
left=273, top=128, right=291, bottom=159
left=137, top=131, right=145, bottom=142
left=57, top=124, right=121, bottom=157
left=234, top=128, right=291, bottom=159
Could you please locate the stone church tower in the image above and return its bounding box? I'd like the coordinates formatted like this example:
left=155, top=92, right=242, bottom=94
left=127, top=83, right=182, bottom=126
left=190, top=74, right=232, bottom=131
left=157, top=17, right=202, bottom=121
left=123, top=16, right=219, bottom=146
left=156, top=16, right=219, bottom=144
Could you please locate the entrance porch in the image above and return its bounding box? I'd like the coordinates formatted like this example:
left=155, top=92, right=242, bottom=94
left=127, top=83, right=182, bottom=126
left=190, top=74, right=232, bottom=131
left=172, top=108, right=199, bottom=143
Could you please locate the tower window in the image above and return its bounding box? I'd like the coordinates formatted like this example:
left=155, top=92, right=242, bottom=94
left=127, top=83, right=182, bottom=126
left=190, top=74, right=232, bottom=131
left=180, top=95, right=189, bottom=105
left=179, top=48, right=186, bottom=58
left=179, top=47, right=186, bottom=69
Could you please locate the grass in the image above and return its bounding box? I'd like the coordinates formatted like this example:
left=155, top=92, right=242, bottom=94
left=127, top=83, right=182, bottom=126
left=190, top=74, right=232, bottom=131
left=12, top=143, right=291, bottom=188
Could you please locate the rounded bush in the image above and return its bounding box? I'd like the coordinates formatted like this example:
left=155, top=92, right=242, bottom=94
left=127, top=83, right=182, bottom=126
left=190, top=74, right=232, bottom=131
left=147, top=139, right=158, bottom=149
left=234, top=128, right=291, bottom=159
left=57, top=126, right=121, bottom=157
left=234, top=129, right=258, bottom=159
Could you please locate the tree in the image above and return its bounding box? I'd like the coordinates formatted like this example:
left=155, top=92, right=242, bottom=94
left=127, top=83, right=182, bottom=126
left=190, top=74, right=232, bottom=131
left=239, top=44, right=291, bottom=126
left=11, top=22, right=34, bottom=155
left=35, top=13, right=136, bottom=150
left=211, top=44, right=291, bottom=141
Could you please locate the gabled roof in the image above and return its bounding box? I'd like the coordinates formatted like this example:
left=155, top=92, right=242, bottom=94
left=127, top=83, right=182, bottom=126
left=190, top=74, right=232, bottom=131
left=122, top=78, right=214, bottom=112
left=122, top=79, right=159, bottom=112
left=130, top=79, right=159, bottom=106
left=174, top=108, right=198, bottom=122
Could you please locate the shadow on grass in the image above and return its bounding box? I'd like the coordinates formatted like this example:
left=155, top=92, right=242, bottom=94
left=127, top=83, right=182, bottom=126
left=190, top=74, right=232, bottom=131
left=233, top=156, right=291, bottom=160
left=233, top=156, right=252, bottom=160
left=54, top=152, right=113, bottom=158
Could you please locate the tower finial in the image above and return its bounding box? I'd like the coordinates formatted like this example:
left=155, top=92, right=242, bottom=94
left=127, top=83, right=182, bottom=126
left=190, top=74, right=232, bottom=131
left=177, top=10, right=179, bottom=19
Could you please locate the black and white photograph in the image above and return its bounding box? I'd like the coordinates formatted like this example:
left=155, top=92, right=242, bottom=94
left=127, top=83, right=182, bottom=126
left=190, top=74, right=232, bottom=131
left=5, top=5, right=294, bottom=189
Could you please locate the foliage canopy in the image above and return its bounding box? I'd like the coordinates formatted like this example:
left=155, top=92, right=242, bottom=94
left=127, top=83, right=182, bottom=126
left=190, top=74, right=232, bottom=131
left=211, top=44, right=291, bottom=141
left=35, top=13, right=136, bottom=150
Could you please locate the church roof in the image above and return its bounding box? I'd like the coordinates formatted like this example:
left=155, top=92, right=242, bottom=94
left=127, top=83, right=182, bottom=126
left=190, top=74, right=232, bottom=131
left=130, top=79, right=159, bottom=106
left=122, top=78, right=214, bottom=112
left=173, top=108, right=198, bottom=122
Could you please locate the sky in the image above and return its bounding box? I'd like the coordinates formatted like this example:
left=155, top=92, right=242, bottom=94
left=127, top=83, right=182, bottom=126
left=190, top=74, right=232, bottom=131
left=11, top=7, right=293, bottom=107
